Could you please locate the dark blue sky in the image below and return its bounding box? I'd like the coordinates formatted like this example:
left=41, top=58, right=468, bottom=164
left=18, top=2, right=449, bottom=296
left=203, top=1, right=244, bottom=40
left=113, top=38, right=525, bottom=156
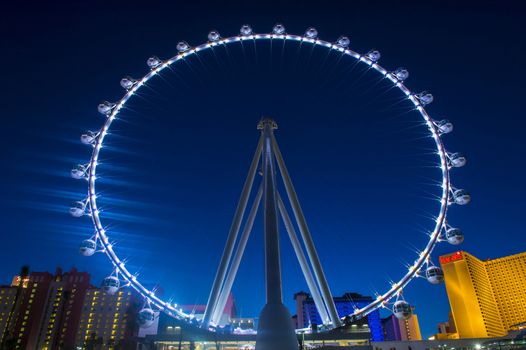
left=1, top=0, right=525, bottom=338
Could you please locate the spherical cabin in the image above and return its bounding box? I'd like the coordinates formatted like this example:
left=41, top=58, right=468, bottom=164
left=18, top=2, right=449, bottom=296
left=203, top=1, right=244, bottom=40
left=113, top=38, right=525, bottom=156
left=79, top=239, right=96, bottom=256
left=453, top=189, right=471, bottom=205
left=436, top=120, right=453, bottom=134
left=417, top=92, right=434, bottom=105
left=137, top=308, right=156, bottom=328
left=393, top=300, right=412, bottom=320
left=208, top=30, right=220, bottom=42
left=366, top=50, right=381, bottom=62
left=71, top=165, right=87, bottom=179
left=272, top=24, right=285, bottom=35
left=446, top=228, right=464, bottom=245
left=120, top=76, right=136, bottom=90
left=426, top=266, right=445, bottom=284
left=240, top=25, right=253, bottom=36
left=336, top=36, right=350, bottom=48
left=176, top=41, right=190, bottom=53
left=81, top=131, right=98, bottom=145
left=147, top=56, right=162, bottom=69
left=394, top=68, right=409, bottom=81
left=101, top=276, right=120, bottom=295
left=304, top=27, right=318, bottom=39
left=449, top=153, right=467, bottom=168
left=69, top=202, right=85, bottom=217
left=97, top=101, right=115, bottom=115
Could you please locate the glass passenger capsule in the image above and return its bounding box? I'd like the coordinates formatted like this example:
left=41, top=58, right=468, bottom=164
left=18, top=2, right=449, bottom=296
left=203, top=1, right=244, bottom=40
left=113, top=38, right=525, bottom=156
left=272, top=23, right=286, bottom=35
left=449, top=152, right=467, bottom=167
left=69, top=201, right=86, bottom=217
left=137, top=307, right=156, bottom=328
left=304, top=27, right=318, bottom=39
left=425, top=266, right=444, bottom=284
left=415, top=91, right=434, bottom=105
left=336, top=36, right=350, bottom=48
left=393, top=300, right=412, bottom=320
left=177, top=41, right=190, bottom=53
left=97, top=101, right=115, bottom=115
left=445, top=227, right=464, bottom=245
left=436, top=119, right=453, bottom=134
left=147, top=56, right=162, bottom=69
left=208, top=30, right=221, bottom=42
left=120, top=76, right=137, bottom=90
left=81, top=131, right=98, bottom=145
left=79, top=239, right=96, bottom=256
left=101, top=276, right=120, bottom=295
left=240, top=24, right=253, bottom=36
left=366, top=50, right=381, bottom=62
left=393, top=68, right=409, bottom=81
left=453, top=189, right=471, bottom=205
left=71, top=164, right=88, bottom=179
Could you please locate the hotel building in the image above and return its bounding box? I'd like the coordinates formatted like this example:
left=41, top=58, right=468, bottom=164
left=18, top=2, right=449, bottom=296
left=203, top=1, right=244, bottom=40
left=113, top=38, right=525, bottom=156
left=294, top=291, right=384, bottom=341
left=11, top=271, right=54, bottom=349
left=440, top=250, right=526, bottom=338
left=0, top=286, right=17, bottom=344
left=75, top=288, right=140, bottom=349
left=6, top=268, right=91, bottom=349
left=382, top=313, right=422, bottom=341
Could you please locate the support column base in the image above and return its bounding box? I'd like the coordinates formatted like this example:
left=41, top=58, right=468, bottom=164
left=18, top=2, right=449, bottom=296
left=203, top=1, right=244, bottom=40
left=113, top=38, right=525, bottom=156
left=256, top=302, right=299, bottom=350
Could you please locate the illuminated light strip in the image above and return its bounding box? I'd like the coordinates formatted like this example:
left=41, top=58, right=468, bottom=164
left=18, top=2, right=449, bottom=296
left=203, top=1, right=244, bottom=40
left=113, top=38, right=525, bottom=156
left=86, top=31, right=451, bottom=327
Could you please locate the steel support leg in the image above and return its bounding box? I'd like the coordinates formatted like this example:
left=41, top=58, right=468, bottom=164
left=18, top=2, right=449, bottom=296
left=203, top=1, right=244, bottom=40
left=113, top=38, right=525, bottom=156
left=277, top=194, right=330, bottom=326
left=202, top=136, right=263, bottom=328
left=271, top=135, right=342, bottom=327
left=261, top=122, right=282, bottom=305
left=256, top=118, right=298, bottom=350
left=211, top=185, right=263, bottom=325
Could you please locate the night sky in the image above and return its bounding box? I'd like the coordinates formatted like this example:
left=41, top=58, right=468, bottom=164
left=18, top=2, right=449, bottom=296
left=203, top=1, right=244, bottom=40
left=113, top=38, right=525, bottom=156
left=1, top=0, right=525, bottom=338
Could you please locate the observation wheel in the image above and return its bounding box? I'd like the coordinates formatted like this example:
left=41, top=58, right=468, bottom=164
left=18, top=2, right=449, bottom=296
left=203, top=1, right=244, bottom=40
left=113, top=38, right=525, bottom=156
left=70, top=24, right=470, bottom=334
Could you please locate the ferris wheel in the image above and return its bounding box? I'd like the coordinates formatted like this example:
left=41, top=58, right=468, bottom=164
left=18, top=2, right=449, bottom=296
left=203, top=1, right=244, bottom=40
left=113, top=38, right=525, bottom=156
left=70, top=24, right=470, bottom=333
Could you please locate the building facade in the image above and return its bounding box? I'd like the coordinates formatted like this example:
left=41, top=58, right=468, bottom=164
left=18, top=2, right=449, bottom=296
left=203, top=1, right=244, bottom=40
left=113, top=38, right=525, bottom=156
left=382, top=314, right=422, bottom=341
left=3, top=268, right=92, bottom=349
left=294, top=291, right=384, bottom=341
left=35, top=267, right=91, bottom=349
left=0, top=286, right=17, bottom=345
left=440, top=250, right=526, bottom=338
left=0, top=267, right=144, bottom=350
left=433, top=312, right=459, bottom=340
left=146, top=322, right=373, bottom=350
left=76, top=288, right=140, bottom=349
left=11, top=271, right=54, bottom=349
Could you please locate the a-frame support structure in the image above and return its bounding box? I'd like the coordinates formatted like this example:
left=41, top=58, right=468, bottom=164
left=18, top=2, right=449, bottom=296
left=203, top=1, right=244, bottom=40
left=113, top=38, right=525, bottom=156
left=201, top=118, right=341, bottom=350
